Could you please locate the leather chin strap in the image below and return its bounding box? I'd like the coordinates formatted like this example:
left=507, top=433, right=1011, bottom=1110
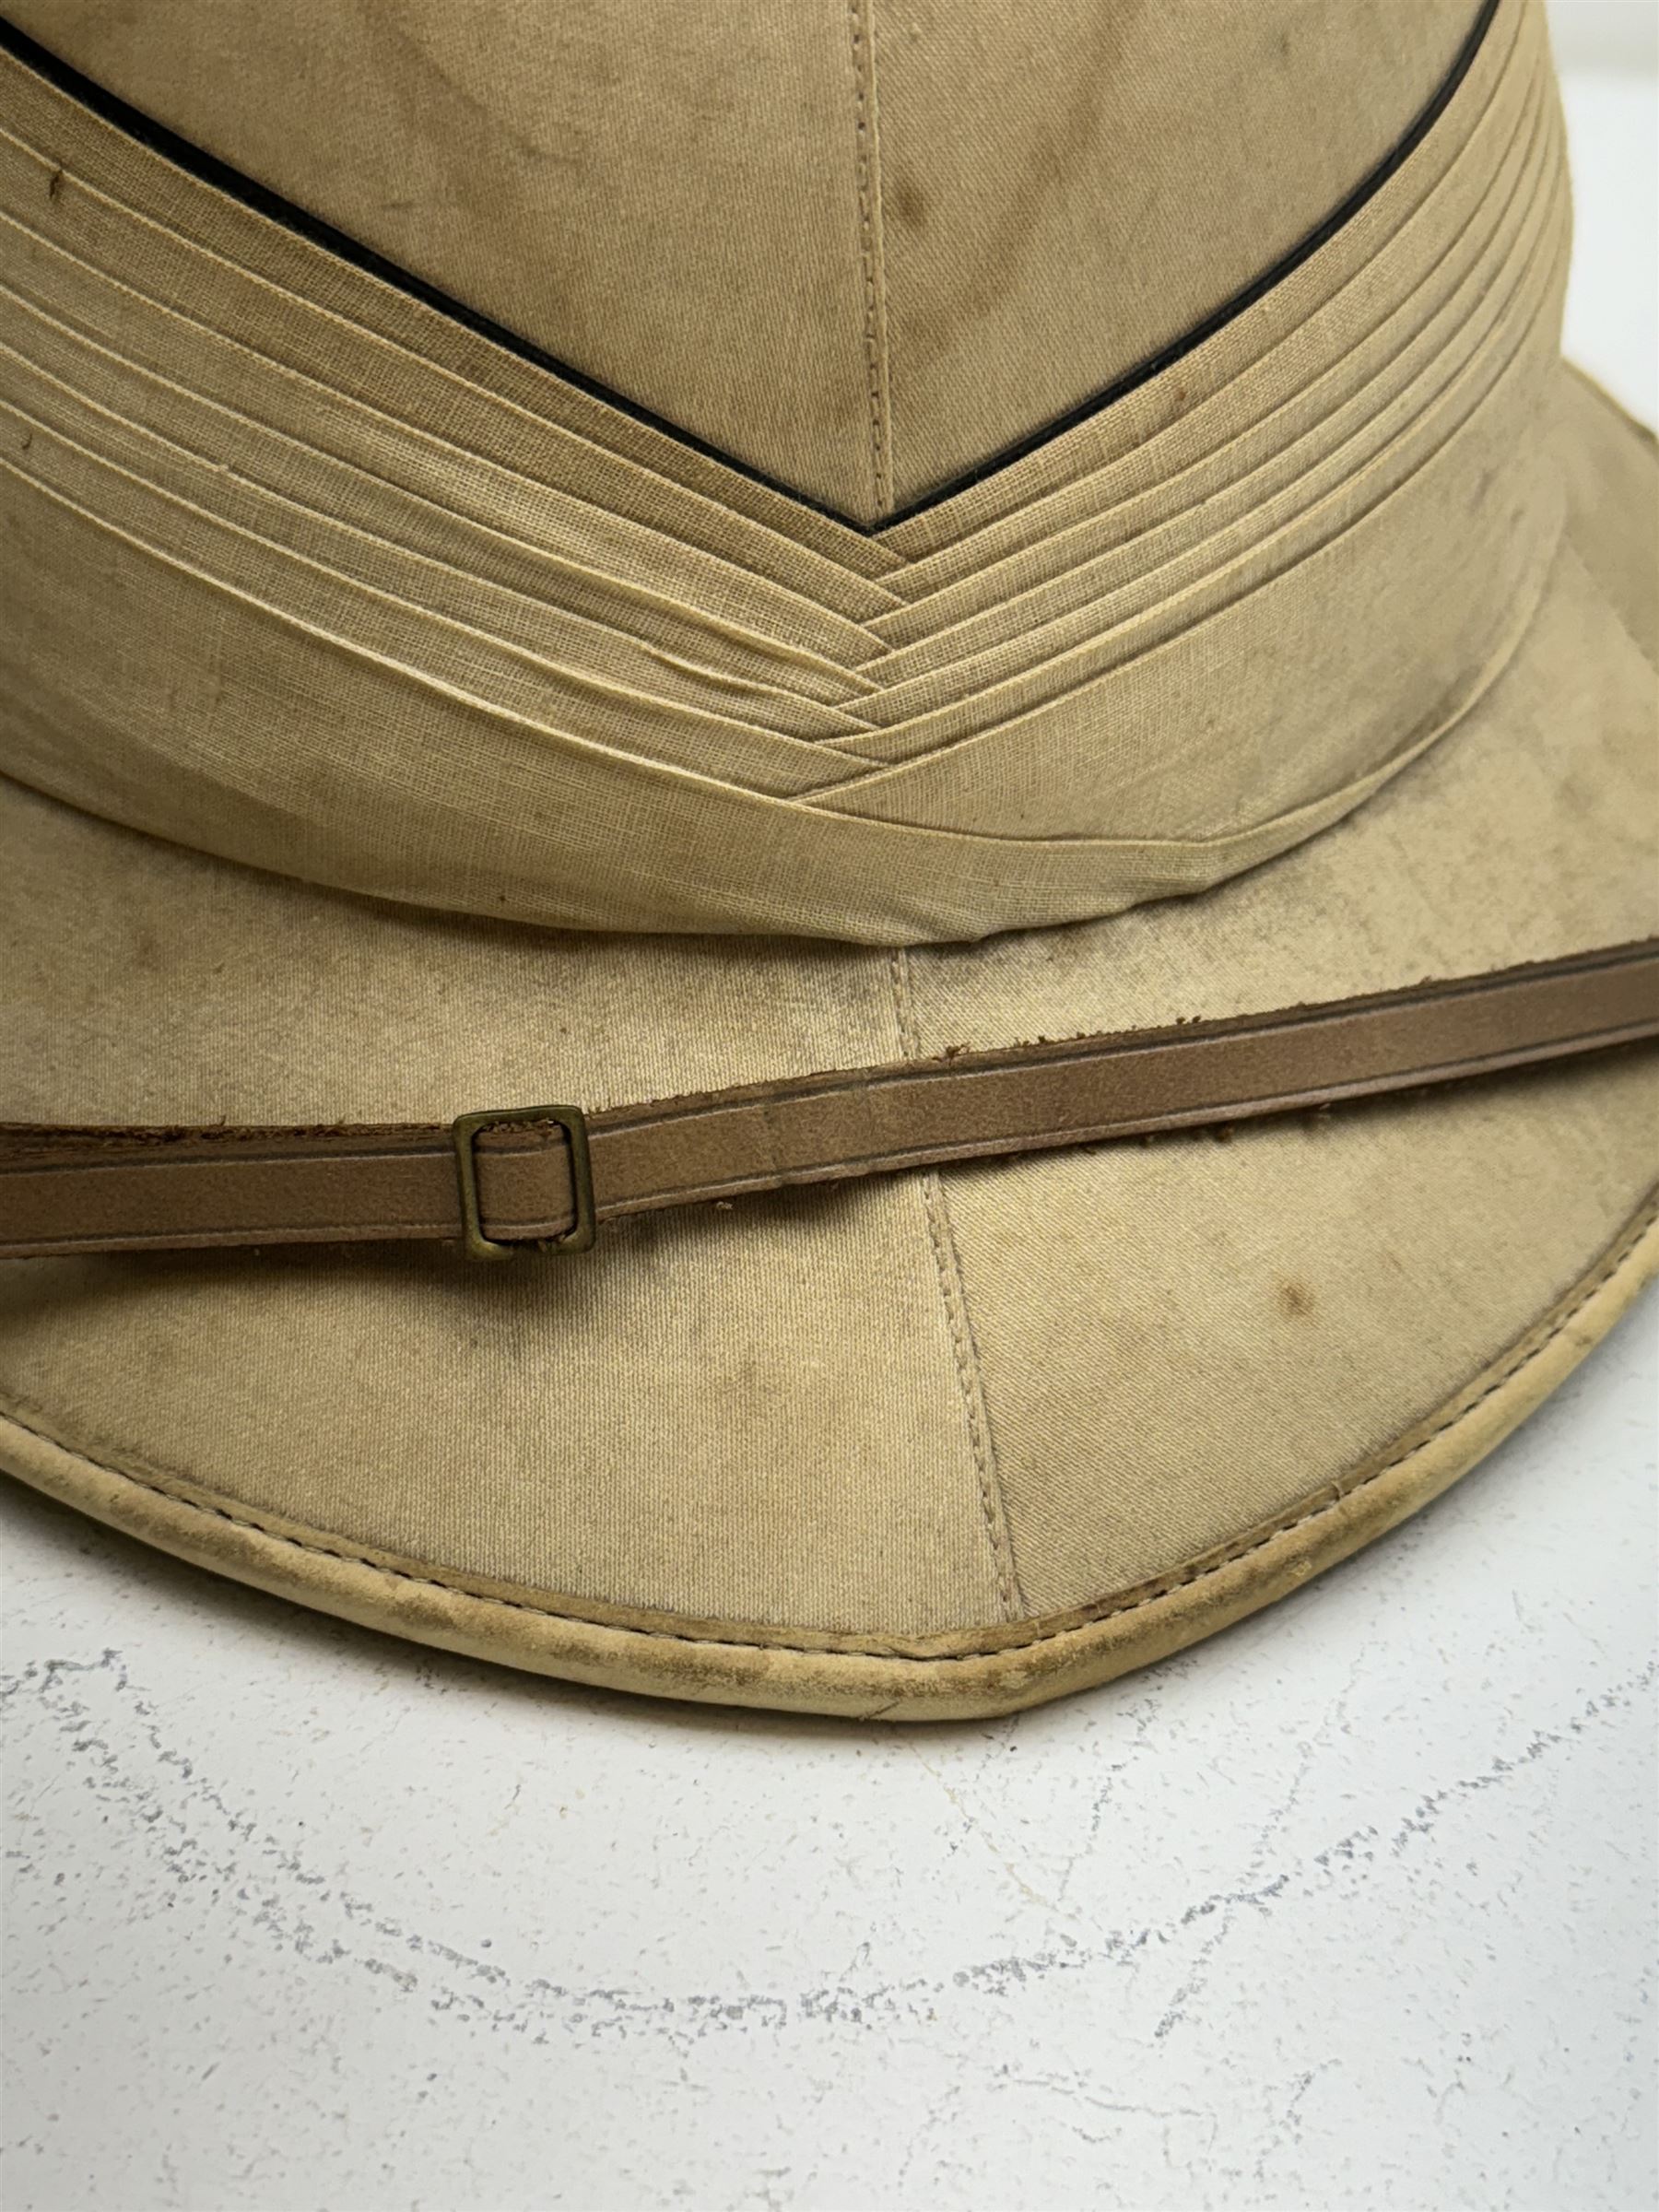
left=3, top=940, right=1655, bottom=1263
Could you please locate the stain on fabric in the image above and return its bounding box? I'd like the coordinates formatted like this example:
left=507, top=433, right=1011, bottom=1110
left=891, top=175, right=928, bottom=235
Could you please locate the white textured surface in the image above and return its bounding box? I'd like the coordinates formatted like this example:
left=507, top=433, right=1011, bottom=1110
left=1557, top=62, right=1659, bottom=422
left=4, top=68, right=1657, bottom=2212
left=3, top=1303, right=1655, bottom=2212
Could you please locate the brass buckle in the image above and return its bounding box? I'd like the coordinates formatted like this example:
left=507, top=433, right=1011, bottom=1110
left=450, top=1103, right=595, bottom=1261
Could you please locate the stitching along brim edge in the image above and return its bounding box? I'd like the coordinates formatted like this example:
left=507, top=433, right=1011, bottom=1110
left=1, top=1192, right=1654, bottom=1723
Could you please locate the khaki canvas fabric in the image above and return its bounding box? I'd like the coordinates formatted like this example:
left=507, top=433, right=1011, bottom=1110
left=0, top=0, right=1655, bottom=1719
left=0, top=0, right=1567, bottom=939
left=2, top=0, right=1473, bottom=521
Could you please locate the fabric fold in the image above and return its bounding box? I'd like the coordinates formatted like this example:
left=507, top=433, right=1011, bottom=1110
left=0, top=1, right=1576, bottom=942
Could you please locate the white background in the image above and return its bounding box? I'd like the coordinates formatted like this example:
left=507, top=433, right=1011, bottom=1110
left=4, top=32, right=1657, bottom=2212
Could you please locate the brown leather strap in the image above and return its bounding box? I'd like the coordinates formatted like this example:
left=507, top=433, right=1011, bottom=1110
left=3, top=941, right=1655, bottom=1262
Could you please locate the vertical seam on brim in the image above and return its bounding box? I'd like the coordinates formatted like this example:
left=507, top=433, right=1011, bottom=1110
left=0, top=1193, right=1651, bottom=1667
left=888, top=946, right=1027, bottom=1619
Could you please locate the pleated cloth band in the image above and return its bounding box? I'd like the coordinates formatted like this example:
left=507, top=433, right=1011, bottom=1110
left=0, top=0, right=1568, bottom=943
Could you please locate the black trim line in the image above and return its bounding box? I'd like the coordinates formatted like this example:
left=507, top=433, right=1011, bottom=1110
left=0, top=0, right=1500, bottom=535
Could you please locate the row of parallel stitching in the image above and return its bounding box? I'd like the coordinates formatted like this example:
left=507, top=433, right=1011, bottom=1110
left=0, top=306, right=877, bottom=747
left=0, top=397, right=889, bottom=803
left=0, top=3, right=1535, bottom=600
left=0, top=113, right=1570, bottom=830
left=805, top=133, right=1571, bottom=790
left=0, top=182, right=932, bottom=785
left=0, top=114, right=902, bottom=651
left=813, top=248, right=1570, bottom=809
left=0, top=38, right=918, bottom=593
left=825, top=111, right=1568, bottom=758
left=6, top=301, right=1539, bottom=875
left=869, top=0, right=1546, bottom=608
left=805, top=332, right=1574, bottom=827
left=0, top=271, right=884, bottom=734
left=0, top=71, right=911, bottom=618
left=0, top=249, right=908, bottom=763
left=0, top=295, right=879, bottom=730
left=0, top=0, right=1560, bottom=822
left=9, top=289, right=1548, bottom=902
left=866, top=48, right=1553, bottom=655
left=0, top=119, right=1574, bottom=836
left=851, top=52, right=1556, bottom=683
left=774, top=528, right=1565, bottom=884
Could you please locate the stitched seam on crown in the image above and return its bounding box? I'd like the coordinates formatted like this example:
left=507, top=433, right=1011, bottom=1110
left=2, top=1197, right=1653, bottom=1669
left=888, top=946, right=1025, bottom=1621
left=848, top=0, right=893, bottom=515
